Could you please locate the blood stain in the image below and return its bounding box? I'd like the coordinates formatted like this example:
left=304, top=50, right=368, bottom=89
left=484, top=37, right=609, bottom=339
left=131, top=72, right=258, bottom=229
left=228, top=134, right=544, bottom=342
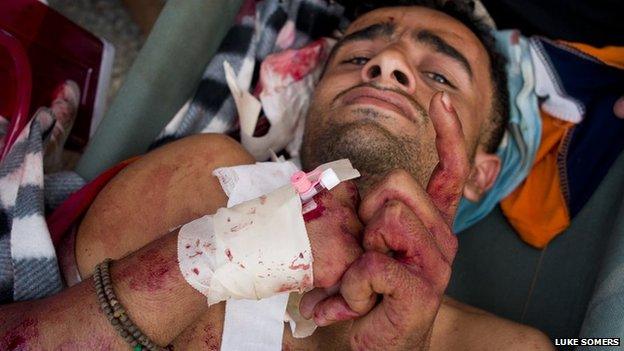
left=202, top=326, right=221, bottom=350
left=289, top=263, right=310, bottom=270
left=120, top=248, right=175, bottom=292
left=189, top=251, right=203, bottom=258
left=230, top=221, right=253, bottom=232
left=276, top=282, right=299, bottom=293
left=301, top=274, right=312, bottom=289
left=225, top=249, right=233, bottom=261
left=0, top=318, right=38, bottom=350
left=303, top=202, right=326, bottom=222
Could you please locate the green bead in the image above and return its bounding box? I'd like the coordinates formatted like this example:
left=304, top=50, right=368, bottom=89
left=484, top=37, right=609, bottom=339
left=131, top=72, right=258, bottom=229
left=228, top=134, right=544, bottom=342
left=134, top=345, right=142, bottom=351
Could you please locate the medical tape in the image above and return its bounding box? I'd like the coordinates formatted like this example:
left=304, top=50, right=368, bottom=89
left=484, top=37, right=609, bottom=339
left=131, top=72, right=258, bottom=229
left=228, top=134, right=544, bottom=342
left=178, top=184, right=311, bottom=306
left=178, top=159, right=359, bottom=340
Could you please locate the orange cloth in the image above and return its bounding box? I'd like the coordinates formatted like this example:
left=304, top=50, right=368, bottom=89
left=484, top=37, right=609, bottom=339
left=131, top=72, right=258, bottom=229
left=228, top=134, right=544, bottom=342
left=560, top=42, right=624, bottom=69
left=501, top=41, right=623, bottom=248
left=500, top=112, right=573, bottom=248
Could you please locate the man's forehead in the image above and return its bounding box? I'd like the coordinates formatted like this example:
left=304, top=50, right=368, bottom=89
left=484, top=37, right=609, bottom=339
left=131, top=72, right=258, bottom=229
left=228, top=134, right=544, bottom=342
left=344, top=6, right=484, bottom=59
left=347, top=6, right=458, bottom=32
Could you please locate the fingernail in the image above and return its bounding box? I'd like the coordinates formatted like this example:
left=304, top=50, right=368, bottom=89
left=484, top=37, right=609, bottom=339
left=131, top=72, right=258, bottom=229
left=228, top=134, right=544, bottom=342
left=441, top=92, right=453, bottom=113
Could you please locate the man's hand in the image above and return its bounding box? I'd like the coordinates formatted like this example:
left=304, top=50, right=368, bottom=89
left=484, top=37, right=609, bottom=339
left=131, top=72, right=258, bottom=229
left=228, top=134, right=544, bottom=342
left=301, top=91, right=470, bottom=350
left=305, top=181, right=364, bottom=288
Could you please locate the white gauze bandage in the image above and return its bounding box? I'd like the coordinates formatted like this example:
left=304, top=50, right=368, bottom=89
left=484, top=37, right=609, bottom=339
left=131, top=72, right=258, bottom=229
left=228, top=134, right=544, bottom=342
left=178, top=161, right=313, bottom=305
left=178, top=159, right=359, bottom=305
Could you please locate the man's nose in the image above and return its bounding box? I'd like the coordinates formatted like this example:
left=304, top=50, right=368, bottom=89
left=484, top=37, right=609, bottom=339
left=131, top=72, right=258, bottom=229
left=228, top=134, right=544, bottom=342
left=361, top=49, right=416, bottom=93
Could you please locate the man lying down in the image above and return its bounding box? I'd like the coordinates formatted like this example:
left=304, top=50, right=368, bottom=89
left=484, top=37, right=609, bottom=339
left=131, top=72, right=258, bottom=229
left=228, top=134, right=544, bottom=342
left=0, top=1, right=556, bottom=350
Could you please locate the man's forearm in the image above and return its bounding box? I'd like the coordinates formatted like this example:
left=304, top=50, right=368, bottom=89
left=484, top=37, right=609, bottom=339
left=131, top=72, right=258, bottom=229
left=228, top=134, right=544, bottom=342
left=0, top=230, right=208, bottom=349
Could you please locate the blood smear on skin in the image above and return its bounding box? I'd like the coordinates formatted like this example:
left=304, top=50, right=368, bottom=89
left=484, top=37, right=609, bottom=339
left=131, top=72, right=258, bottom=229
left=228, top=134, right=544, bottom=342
left=0, top=318, right=39, bottom=350
left=303, top=202, right=325, bottom=222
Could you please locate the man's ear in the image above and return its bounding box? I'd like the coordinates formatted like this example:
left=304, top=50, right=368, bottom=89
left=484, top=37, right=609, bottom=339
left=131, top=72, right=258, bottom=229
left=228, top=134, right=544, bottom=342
left=462, top=149, right=501, bottom=202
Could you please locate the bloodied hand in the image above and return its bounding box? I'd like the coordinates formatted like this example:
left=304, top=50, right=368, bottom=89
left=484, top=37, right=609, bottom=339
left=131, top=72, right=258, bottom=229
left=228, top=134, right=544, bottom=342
left=301, top=92, right=470, bottom=350
left=304, top=181, right=364, bottom=289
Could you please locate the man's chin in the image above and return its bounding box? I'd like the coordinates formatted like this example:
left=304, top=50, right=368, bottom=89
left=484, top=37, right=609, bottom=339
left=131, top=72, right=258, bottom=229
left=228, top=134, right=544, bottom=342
left=308, top=119, right=411, bottom=178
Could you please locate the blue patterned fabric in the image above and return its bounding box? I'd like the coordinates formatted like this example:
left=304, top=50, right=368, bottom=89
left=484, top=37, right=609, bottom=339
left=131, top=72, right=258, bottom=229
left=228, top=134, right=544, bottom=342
left=454, top=30, right=542, bottom=233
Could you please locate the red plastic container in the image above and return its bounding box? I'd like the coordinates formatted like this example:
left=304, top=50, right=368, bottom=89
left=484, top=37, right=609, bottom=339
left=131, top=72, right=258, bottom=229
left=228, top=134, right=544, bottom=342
left=0, top=0, right=109, bottom=157
left=0, top=28, right=31, bottom=157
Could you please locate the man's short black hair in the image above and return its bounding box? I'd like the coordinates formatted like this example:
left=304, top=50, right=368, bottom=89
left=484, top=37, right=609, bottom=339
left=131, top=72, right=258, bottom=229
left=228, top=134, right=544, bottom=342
left=336, top=0, right=510, bottom=154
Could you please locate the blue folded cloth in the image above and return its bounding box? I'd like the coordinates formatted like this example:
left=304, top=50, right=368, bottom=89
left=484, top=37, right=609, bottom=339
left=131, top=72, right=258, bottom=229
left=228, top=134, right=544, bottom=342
left=454, top=30, right=542, bottom=234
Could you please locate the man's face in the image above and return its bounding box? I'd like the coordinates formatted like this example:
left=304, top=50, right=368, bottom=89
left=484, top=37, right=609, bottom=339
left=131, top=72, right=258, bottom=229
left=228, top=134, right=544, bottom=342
left=301, top=6, right=494, bottom=190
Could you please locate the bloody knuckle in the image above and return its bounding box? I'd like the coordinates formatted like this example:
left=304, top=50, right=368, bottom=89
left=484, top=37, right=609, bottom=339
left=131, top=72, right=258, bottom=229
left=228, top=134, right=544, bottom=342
left=361, top=251, right=390, bottom=276
left=380, top=202, right=403, bottom=227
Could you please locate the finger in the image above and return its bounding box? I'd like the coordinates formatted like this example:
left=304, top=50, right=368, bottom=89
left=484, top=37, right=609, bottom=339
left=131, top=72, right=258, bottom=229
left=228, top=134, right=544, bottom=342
left=300, top=285, right=338, bottom=319
left=312, top=295, right=360, bottom=327
left=306, top=193, right=364, bottom=289
left=339, top=252, right=417, bottom=314
left=357, top=171, right=456, bottom=262
left=305, top=182, right=363, bottom=240
left=363, top=200, right=453, bottom=283
left=350, top=287, right=439, bottom=351
left=358, top=169, right=445, bottom=228
left=426, top=91, right=470, bottom=225
left=345, top=257, right=442, bottom=351
left=327, top=180, right=360, bottom=210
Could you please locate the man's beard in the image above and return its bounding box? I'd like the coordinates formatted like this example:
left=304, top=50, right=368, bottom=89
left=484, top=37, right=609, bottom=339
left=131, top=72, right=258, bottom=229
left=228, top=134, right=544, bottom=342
left=301, top=107, right=437, bottom=192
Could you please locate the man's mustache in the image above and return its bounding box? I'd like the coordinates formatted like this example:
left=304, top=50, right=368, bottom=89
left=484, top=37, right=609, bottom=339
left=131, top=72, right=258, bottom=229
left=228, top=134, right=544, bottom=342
left=331, top=82, right=427, bottom=117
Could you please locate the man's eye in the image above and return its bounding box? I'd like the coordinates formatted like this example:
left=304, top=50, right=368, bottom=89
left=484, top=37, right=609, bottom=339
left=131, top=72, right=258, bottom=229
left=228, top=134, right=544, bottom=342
left=342, top=57, right=370, bottom=65
left=426, top=72, right=453, bottom=87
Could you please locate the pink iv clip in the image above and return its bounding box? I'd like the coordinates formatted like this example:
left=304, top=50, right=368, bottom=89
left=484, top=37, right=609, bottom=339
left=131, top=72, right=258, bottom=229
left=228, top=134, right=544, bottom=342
left=290, top=168, right=340, bottom=214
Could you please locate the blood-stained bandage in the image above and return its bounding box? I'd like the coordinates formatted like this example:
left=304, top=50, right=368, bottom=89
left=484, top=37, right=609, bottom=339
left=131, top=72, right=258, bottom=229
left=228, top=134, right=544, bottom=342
left=177, top=159, right=359, bottom=306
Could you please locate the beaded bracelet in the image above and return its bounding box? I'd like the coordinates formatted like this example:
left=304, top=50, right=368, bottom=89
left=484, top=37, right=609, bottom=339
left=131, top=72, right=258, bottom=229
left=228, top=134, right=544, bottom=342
left=93, top=258, right=168, bottom=351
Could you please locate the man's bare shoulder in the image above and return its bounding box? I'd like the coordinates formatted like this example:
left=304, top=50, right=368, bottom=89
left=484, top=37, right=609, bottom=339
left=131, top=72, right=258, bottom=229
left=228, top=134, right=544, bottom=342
left=429, top=296, right=555, bottom=351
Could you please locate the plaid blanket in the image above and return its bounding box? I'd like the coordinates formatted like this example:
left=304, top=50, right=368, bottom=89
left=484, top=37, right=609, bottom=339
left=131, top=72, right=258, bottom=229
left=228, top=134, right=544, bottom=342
left=0, top=82, right=85, bottom=303
left=152, top=0, right=345, bottom=147
left=0, top=110, right=63, bottom=302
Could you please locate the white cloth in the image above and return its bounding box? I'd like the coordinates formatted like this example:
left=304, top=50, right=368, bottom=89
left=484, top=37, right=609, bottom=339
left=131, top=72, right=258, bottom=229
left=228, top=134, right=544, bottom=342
left=529, top=38, right=584, bottom=123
